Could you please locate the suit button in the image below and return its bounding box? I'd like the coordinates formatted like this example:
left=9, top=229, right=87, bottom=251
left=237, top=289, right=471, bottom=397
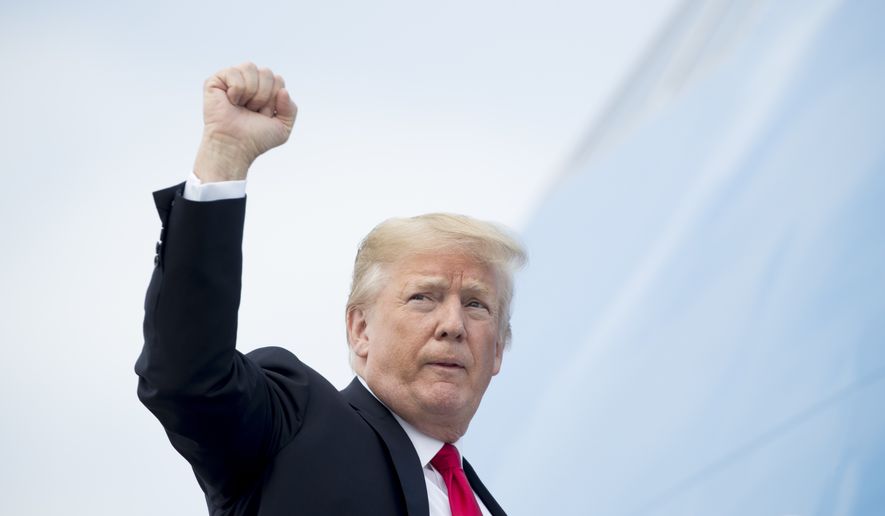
left=155, top=241, right=162, bottom=254
left=154, top=254, right=160, bottom=266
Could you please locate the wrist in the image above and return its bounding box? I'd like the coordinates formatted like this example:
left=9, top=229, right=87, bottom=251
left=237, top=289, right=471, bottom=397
left=193, top=135, right=254, bottom=183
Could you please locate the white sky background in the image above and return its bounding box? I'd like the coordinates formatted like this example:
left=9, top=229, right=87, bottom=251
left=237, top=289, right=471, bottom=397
left=0, top=0, right=678, bottom=513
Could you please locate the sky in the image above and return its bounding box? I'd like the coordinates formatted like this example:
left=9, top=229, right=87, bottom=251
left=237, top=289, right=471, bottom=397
left=0, top=0, right=680, bottom=514
left=471, top=0, right=885, bottom=513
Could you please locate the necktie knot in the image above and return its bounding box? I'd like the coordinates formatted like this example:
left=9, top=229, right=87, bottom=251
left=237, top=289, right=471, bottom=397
left=431, top=443, right=462, bottom=473
left=430, top=443, right=482, bottom=515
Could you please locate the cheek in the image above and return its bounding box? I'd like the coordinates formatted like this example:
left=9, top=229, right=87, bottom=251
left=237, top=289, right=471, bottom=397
left=393, top=310, right=436, bottom=338
left=471, top=326, right=501, bottom=366
left=378, top=314, right=429, bottom=364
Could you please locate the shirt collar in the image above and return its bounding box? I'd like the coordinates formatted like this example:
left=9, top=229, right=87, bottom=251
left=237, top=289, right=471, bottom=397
left=356, top=376, right=463, bottom=468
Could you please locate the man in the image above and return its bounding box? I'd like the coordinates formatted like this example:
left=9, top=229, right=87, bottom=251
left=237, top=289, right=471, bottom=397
left=136, top=62, right=526, bottom=516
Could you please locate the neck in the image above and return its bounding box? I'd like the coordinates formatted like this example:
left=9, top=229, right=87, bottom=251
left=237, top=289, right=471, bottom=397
left=356, top=375, right=470, bottom=443
left=402, top=414, right=466, bottom=444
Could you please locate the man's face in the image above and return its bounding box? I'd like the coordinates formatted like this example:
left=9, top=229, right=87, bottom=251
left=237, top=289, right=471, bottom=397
left=351, top=252, right=504, bottom=438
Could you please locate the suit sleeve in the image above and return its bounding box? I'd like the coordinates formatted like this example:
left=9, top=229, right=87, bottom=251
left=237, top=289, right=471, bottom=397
left=135, top=184, right=309, bottom=509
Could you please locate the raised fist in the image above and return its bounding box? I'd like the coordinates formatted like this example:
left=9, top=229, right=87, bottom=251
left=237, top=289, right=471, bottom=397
left=194, top=62, right=298, bottom=182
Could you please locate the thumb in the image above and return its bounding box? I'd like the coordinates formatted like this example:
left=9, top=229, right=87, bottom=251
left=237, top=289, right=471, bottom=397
left=274, top=88, right=297, bottom=129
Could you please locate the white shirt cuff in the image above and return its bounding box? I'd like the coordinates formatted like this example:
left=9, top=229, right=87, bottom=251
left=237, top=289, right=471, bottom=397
left=183, top=172, right=247, bottom=201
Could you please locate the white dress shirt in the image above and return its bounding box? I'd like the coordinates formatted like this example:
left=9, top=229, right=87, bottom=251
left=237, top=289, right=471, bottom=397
left=183, top=172, right=247, bottom=201
left=357, top=377, right=493, bottom=516
left=182, top=174, right=493, bottom=516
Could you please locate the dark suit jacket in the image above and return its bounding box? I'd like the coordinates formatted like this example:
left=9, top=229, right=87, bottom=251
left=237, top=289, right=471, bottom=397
left=135, top=184, right=506, bottom=516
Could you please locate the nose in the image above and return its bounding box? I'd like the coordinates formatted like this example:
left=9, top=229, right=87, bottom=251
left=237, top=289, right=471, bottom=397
left=434, top=297, right=465, bottom=342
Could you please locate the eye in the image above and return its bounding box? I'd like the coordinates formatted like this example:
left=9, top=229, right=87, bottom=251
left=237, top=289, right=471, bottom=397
left=408, top=293, right=431, bottom=302
left=465, top=299, right=489, bottom=310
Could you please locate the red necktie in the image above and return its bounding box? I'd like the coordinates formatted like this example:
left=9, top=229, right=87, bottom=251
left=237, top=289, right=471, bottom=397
left=431, top=443, right=483, bottom=516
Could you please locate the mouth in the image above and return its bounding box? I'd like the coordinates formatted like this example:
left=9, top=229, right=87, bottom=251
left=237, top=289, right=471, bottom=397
left=428, top=360, right=465, bottom=369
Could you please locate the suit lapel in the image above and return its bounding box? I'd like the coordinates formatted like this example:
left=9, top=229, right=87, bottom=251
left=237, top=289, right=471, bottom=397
left=342, top=378, right=430, bottom=516
left=463, top=459, right=507, bottom=516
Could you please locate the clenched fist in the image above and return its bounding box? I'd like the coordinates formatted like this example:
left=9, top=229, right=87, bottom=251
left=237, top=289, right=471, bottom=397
left=193, top=62, right=297, bottom=183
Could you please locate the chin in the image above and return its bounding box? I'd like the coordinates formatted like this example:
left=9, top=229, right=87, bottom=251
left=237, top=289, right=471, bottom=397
left=417, top=383, right=472, bottom=416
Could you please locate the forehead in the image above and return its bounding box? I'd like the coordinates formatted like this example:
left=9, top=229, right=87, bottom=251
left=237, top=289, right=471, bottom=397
left=387, top=252, right=499, bottom=291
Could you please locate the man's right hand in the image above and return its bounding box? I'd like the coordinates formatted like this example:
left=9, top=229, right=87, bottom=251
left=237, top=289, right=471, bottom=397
left=193, top=62, right=298, bottom=183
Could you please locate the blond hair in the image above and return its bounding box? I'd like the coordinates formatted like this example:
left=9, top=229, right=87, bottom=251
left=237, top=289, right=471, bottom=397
left=346, top=213, right=527, bottom=348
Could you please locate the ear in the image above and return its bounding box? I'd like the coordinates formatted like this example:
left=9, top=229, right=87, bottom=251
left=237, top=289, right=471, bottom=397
left=492, top=338, right=505, bottom=376
left=346, top=307, right=371, bottom=359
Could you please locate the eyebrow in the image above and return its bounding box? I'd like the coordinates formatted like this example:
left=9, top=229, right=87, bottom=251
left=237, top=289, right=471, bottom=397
left=404, top=277, right=493, bottom=298
left=461, top=281, right=492, bottom=298
left=407, top=277, right=448, bottom=291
